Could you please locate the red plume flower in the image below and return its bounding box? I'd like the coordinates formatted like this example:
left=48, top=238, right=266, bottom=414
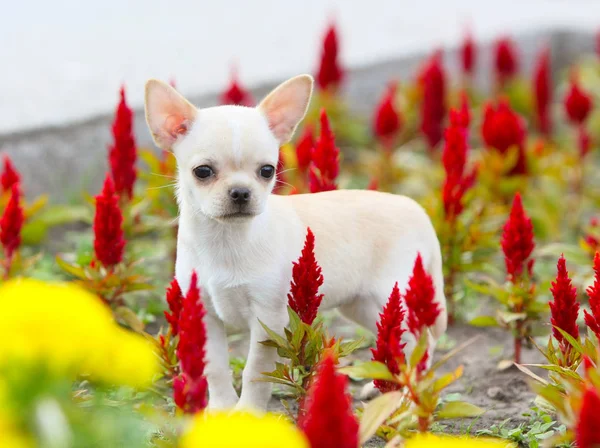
left=585, top=218, right=600, bottom=254
left=501, top=192, right=535, bottom=282
left=419, top=50, right=447, bottom=150
left=164, top=279, right=184, bottom=336
left=0, top=184, right=24, bottom=260
left=298, top=354, right=359, bottom=448
left=371, top=283, right=405, bottom=393
left=575, top=387, right=600, bottom=448
left=405, top=253, right=439, bottom=336
left=108, top=86, right=137, bottom=200
left=220, top=70, right=255, bottom=106
left=309, top=110, right=339, bottom=193
left=1, top=155, right=20, bottom=193
left=175, top=271, right=208, bottom=413
left=288, top=228, right=324, bottom=325
left=93, top=175, right=125, bottom=268
left=461, top=29, right=476, bottom=77
left=296, top=126, right=315, bottom=173
left=533, top=47, right=552, bottom=136
left=549, top=255, right=580, bottom=353
left=441, top=105, right=477, bottom=221
left=494, top=37, right=519, bottom=87
left=584, top=253, right=600, bottom=340
left=316, top=23, right=344, bottom=92
left=564, top=74, right=593, bottom=125
left=481, top=99, right=528, bottom=175
left=373, top=82, right=402, bottom=150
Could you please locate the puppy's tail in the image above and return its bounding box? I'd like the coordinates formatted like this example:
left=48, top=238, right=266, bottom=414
left=429, top=241, right=447, bottom=342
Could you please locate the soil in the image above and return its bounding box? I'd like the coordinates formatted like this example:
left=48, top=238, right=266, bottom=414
left=230, top=313, right=546, bottom=446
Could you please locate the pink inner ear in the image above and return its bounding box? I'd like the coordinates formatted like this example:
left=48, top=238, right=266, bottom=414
left=164, top=114, right=188, bottom=139
left=268, top=109, right=291, bottom=141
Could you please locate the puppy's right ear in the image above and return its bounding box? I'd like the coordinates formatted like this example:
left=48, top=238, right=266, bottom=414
left=145, top=79, right=197, bottom=150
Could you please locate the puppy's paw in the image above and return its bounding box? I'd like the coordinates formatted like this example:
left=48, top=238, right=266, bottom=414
left=359, top=381, right=381, bottom=401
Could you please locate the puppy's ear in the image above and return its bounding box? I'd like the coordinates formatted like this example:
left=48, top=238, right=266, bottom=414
left=145, top=79, right=197, bottom=150
left=257, top=75, right=314, bottom=144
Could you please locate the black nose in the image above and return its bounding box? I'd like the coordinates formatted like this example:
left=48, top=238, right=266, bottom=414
left=229, top=187, right=251, bottom=205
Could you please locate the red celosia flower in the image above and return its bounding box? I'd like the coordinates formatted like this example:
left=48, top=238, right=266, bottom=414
left=93, top=175, right=125, bottom=268
left=501, top=192, right=535, bottom=282
left=419, top=50, right=447, bottom=150
left=494, top=37, right=519, bottom=87
left=288, top=228, right=324, bottom=325
left=309, top=110, right=339, bottom=193
left=298, top=355, right=359, bottom=448
left=220, top=71, right=255, bottom=106
left=405, top=253, right=439, bottom=336
left=549, top=255, right=580, bottom=353
left=175, top=271, right=208, bottom=413
left=108, top=86, right=137, bottom=200
left=316, top=23, right=344, bottom=92
left=367, top=178, right=378, bottom=191
left=371, top=283, right=406, bottom=393
left=441, top=106, right=477, bottom=221
left=584, top=252, right=600, bottom=340
left=585, top=218, right=600, bottom=256
left=533, top=47, right=552, bottom=136
left=1, top=155, right=20, bottom=193
left=564, top=74, right=593, bottom=125
left=575, top=387, right=600, bottom=448
left=164, top=278, right=183, bottom=336
left=0, top=184, right=24, bottom=260
left=296, top=126, right=315, bottom=173
left=481, top=99, right=528, bottom=175
left=461, top=30, right=476, bottom=77
left=373, top=82, right=402, bottom=150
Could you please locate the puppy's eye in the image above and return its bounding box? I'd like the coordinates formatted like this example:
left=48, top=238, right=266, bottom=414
left=193, top=165, right=214, bottom=180
left=259, top=165, right=275, bottom=179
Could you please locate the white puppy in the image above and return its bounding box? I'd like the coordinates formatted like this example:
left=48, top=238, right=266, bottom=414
left=144, top=74, right=447, bottom=411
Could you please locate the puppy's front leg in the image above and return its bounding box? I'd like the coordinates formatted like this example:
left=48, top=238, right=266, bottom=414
left=204, top=313, right=239, bottom=409
left=235, top=320, right=280, bottom=411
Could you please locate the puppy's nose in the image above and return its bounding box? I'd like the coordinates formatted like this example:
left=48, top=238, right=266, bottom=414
left=229, top=187, right=251, bottom=205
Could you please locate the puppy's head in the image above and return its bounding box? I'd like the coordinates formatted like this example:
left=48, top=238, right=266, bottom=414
left=144, top=75, right=313, bottom=223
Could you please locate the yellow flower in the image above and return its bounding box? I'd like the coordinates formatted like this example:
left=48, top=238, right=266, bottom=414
left=180, top=411, right=309, bottom=448
left=0, top=279, right=158, bottom=388
left=405, top=433, right=512, bottom=448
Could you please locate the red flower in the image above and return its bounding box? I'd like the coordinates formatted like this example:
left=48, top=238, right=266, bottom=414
left=533, top=47, right=552, bottom=135
left=0, top=184, right=24, bottom=260
left=405, top=253, right=439, bottom=336
left=164, top=279, right=183, bottom=336
left=309, top=110, right=339, bottom=193
left=1, top=155, right=20, bottom=193
left=288, top=228, right=324, bottom=325
left=298, top=355, right=359, bottom=448
left=564, top=74, right=593, bottom=125
left=494, top=37, right=519, bottom=86
left=501, top=192, right=535, bottom=282
left=548, top=255, right=580, bottom=353
left=371, top=283, right=406, bottom=393
left=575, top=387, right=600, bottom=448
left=461, top=30, right=476, bottom=76
left=481, top=99, right=528, bottom=175
left=93, top=175, right=125, bottom=267
left=441, top=106, right=477, bottom=221
left=373, top=82, right=402, bottom=149
left=367, top=178, right=378, bottom=191
left=108, top=86, right=137, bottom=200
left=316, top=23, right=344, bottom=91
left=220, top=70, right=255, bottom=106
left=585, top=218, right=600, bottom=254
left=175, top=271, right=208, bottom=413
left=296, top=126, right=315, bottom=173
left=584, top=253, right=600, bottom=340
left=579, top=127, right=592, bottom=158
left=419, top=50, right=447, bottom=149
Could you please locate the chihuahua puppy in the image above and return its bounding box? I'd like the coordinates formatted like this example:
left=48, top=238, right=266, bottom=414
left=144, top=74, right=447, bottom=411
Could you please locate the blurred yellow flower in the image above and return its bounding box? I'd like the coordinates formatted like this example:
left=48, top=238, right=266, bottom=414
left=180, top=411, right=309, bottom=448
left=0, top=279, right=158, bottom=388
left=405, top=433, right=512, bottom=448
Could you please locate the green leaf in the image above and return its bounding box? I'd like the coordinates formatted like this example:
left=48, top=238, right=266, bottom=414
left=436, top=401, right=484, bottom=419
left=358, top=391, right=404, bottom=444
left=553, top=327, right=584, bottom=355
left=36, top=204, right=91, bottom=226
left=409, top=331, right=429, bottom=368
left=469, top=316, right=499, bottom=327
left=258, top=319, right=289, bottom=350
left=498, top=311, right=527, bottom=324
left=114, top=307, right=145, bottom=333
left=514, top=363, right=549, bottom=385
left=339, top=338, right=364, bottom=358
left=55, top=256, right=86, bottom=279
left=338, top=361, right=396, bottom=381
left=432, top=366, right=463, bottom=393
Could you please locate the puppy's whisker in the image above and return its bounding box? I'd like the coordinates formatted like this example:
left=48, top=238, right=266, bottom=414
left=146, top=183, right=178, bottom=191
left=277, top=168, right=297, bottom=175
left=275, top=180, right=294, bottom=188
left=150, top=172, right=177, bottom=180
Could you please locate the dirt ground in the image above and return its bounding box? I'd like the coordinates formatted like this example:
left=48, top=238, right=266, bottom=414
left=230, top=313, right=545, bottom=446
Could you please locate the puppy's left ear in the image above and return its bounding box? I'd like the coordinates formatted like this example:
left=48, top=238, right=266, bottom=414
left=257, top=75, right=314, bottom=144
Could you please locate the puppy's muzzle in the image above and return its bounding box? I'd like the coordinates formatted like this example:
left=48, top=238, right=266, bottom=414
left=229, top=187, right=251, bottom=206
